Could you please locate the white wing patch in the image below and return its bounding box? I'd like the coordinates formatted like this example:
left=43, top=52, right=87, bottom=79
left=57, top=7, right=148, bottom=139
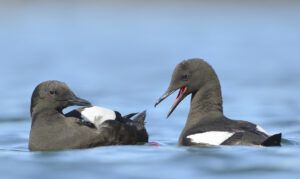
left=81, top=106, right=116, bottom=128
left=256, top=125, right=267, bottom=134
left=187, top=131, right=235, bottom=145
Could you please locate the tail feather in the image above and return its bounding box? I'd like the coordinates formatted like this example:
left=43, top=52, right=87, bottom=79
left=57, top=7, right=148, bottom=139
left=122, top=113, right=138, bottom=119
left=261, top=133, right=282, bottom=147
left=131, top=110, right=146, bottom=130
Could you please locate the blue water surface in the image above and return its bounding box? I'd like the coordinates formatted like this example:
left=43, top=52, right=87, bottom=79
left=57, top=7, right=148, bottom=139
left=0, top=1, right=300, bottom=179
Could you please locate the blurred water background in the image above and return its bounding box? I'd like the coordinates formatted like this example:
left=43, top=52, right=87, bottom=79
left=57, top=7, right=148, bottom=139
left=0, top=0, right=300, bottom=178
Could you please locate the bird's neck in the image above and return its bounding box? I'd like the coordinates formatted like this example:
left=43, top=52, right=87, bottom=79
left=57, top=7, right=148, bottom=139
left=31, top=106, right=64, bottom=126
left=182, top=82, right=224, bottom=133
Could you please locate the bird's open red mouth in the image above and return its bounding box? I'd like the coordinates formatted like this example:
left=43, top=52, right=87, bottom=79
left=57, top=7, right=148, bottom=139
left=175, top=86, right=187, bottom=102
left=168, top=86, right=187, bottom=117
left=155, top=86, right=188, bottom=118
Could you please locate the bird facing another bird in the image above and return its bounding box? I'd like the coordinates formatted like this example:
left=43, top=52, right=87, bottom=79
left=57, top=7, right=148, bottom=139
left=29, top=58, right=282, bottom=151
left=155, top=58, right=281, bottom=147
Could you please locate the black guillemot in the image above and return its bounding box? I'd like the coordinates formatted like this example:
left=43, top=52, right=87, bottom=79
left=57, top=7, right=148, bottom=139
left=155, top=58, right=281, bottom=147
left=29, top=80, right=148, bottom=151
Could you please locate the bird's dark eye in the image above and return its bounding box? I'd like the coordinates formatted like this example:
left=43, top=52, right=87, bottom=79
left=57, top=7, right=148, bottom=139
left=181, top=74, right=189, bottom=81
left=49, top=90, right=57, bottom=95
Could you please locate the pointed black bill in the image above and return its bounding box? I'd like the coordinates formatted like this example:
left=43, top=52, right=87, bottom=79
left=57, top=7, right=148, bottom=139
left=68, top=96, right=92, bottom=107
left=167, top=86, right=187, bottom=118
left=155, top=86, right=187, bottom=118
left=154, top=90, right=175, bottom=107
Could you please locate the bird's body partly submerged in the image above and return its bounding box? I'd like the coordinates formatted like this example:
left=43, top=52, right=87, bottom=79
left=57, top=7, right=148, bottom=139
left=29, top=80, right=148, bottom=151
left=180, top=115, right=281, bottom=146
left=155, top=58, right=281, bottom=147
left=65, top=106, right=148, bottom=144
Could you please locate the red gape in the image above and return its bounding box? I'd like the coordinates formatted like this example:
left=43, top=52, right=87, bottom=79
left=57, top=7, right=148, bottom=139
left=176, top=86, right=187, bottom=100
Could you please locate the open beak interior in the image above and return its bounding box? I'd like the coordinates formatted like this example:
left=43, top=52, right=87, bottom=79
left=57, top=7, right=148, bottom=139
left=155, top=86, right=187, bottom=118
left=167, top=86, right=187, bottom=118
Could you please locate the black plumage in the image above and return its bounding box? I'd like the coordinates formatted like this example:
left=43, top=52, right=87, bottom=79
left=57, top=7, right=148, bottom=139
left=155, top=59, right=281, bottom=146
left=29, top=80, right=148, bottom=151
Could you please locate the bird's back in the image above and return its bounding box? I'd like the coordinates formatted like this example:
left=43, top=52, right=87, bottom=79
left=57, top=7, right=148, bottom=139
left=180, top=116, right=273, bottom=146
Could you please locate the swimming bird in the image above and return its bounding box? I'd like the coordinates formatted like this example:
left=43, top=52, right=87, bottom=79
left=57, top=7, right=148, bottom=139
left=29, top=80, right=148, bottom=151
left=155, top=59, right=281, bottom=147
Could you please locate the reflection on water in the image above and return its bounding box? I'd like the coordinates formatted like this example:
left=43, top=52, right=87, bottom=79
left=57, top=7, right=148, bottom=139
left=0, top=1, right=300, bottom=179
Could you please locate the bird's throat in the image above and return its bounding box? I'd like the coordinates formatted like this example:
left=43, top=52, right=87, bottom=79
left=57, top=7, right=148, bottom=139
left=185, top=83, right=224, bottom=130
